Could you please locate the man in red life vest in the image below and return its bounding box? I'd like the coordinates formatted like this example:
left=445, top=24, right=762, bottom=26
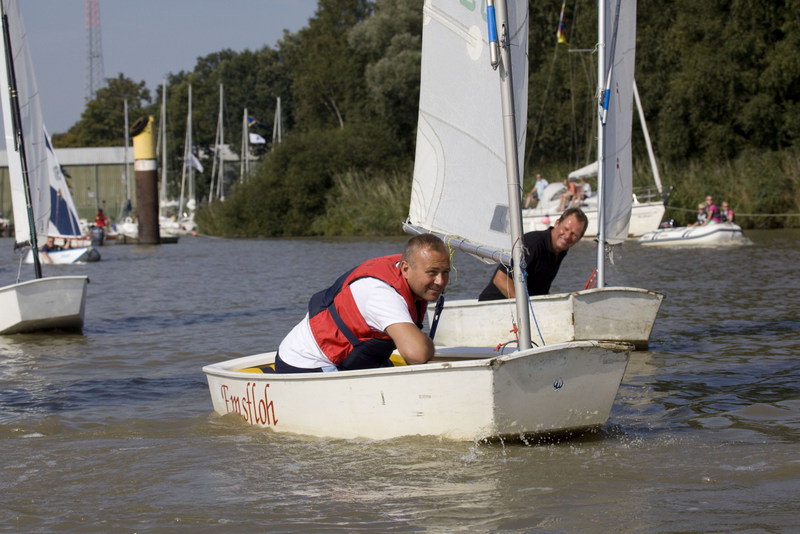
left=275, top=233, right=450, bottom=373
left=94, top=209, right=108, bottom=228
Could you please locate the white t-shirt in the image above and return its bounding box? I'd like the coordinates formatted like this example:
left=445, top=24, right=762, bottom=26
left=277, top=277, right=415, bottom=370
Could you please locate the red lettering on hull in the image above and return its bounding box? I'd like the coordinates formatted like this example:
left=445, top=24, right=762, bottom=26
left=219, top=382, right=278, bottom=426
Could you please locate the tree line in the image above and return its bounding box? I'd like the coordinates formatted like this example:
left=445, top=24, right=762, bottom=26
left=53, top=0, right=800, bottom=235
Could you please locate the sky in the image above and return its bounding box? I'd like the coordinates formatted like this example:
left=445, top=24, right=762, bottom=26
left=19, top=0, right=320, bottom=134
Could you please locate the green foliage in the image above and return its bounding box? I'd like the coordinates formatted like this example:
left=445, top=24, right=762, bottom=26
left=53, top=74, right=151, bottom=147
left=287, top=0, right=374, bottom=130
left=310, top=168, right=412, bottom=235
left=195, top=121, right=405, bottom=236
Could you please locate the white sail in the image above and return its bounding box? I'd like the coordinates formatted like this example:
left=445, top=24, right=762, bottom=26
left=43, top=125, right=82, bottom=238
left=0, top=0, right=52, bottom=248
left=408, top=0, right=528, bottom=257
left=599, top=0, right=637, bottom=244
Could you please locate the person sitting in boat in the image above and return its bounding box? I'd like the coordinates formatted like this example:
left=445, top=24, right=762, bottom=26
left=477, top=207, right=588, bottom=301
left=274, top=233, right=451, bottom=374
left=691, top=203, right=707, bottom=226
left=557, top=179, right=580, bottom=211
left=579, top=177, right=592, bottom=202
left=703, top=195, right=721, bottom=225
left=719, top=200, right=734, bottom=223
left=524, top=173, right=549, bottom=209
left=94, top=208, right=108, bottom=228
left=39, top=236, right=62, bottom=264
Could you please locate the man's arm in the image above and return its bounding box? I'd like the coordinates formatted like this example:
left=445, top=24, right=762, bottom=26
left=386, top=322, right=435, bottom=365
left=491, top=269, right=515, bottom=299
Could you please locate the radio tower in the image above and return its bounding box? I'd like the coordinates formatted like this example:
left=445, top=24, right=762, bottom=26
left=85, top=0, right=105, bottom=102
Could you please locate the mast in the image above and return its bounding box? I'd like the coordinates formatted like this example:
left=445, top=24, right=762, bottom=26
left=240, top=107, right=248, bottom=182
left=123, top=98, right=131, bottom=213
left=214, top=83, right=224, bottom=200
left=272, top=96, right=282, bottom=149
left=159, top=78, right=167, bottom=218
left=179, top=84, right=191, bottom=218
left=596, top=0, right=607, bottom=288
left=633, top=78, right=663, bottom=195
left=1, top=1, right=42, bottom=278
left=490, top=0, right=531, bottom=350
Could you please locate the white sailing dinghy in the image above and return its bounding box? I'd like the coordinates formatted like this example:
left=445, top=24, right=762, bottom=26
left=0, top=0, right=88, bottom=334
left=426, top=0, right=663, bottom=350
left=19, top=127, right=100, bottom=264
left=204, top=0, right=632, bottom=442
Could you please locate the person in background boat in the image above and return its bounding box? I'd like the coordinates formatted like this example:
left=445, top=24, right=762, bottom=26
left=703, top=195, right=721, bottom=225
left=524, top=173, right=549, bottom=209
left=478, top=207, right=588, bottom=301
left=720, top=201, right=735, bottom=223
left=274, top=233, right=451, bottom=374
left=691, top=203, right=707, bottom=226
left=579, top=177, right=592, bottom=202
left=39, top=236, right=62, bottom=264
left=557, top=179, right=580, bottom=211
left=94, top=208, right=108, bottom=229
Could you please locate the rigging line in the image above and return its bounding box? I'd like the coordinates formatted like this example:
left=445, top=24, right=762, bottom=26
left=521, top=267, right=546, bottom=347
left=666, top=206, right=800, bottom=217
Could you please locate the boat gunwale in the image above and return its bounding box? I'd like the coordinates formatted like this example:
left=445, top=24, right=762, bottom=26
left=435, top=286, right=664, bottom=309
left=0, top=275, right=90, bottom=293
left=202, top=340, right=632, bottom=381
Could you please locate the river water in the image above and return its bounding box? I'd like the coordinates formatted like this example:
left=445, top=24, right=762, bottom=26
left=1, top=230, right=798, bottom=532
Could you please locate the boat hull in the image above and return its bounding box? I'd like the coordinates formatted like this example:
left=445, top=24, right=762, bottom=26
left=23, top=247, right=100, bottom=264
left=430, top=287, right=663, bottom=350
left=637, top=222, right=745, bottom=246
left=0, top=276, right=89, bottom=334
left=202, top=341, right=631, bottom=441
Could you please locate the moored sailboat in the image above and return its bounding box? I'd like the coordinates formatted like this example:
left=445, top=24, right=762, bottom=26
left=0, top=0, right=88, bottom=334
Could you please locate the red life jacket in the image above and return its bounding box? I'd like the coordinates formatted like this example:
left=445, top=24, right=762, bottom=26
left=307, top=254, right=426, bottom=365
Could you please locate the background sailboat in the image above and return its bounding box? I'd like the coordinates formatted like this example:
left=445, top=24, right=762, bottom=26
left=21, top=125, right=100, bottom=263
left=418, top=0, right=663, bottom=350
left=0, top=0, right=88, bottom=334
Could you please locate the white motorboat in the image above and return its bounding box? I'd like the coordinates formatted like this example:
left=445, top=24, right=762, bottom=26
left=0, top=0, right=89, bottom=335
left=522, top=180, right=665, bottom=237
left=638, top=222, right=746, bottom=246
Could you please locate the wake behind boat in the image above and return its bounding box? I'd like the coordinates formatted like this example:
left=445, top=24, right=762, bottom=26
left=0, top=0, right=89, bottom=335
left=638, top=222, right=746, bottom=246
